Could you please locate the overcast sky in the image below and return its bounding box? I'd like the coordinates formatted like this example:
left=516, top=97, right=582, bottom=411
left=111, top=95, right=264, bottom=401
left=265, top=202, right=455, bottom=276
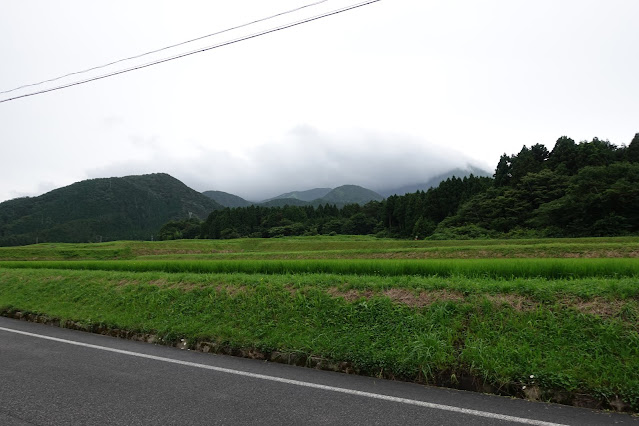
left=1, top=0, right=637, bottom=202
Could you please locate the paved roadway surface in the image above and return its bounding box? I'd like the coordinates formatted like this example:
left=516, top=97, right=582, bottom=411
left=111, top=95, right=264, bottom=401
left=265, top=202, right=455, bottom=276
left=1, top=316, right=637, bottom=426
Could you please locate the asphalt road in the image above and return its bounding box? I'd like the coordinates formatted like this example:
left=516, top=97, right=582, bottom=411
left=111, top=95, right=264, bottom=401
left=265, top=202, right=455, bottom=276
left=0, top=316, right=637, bottom=426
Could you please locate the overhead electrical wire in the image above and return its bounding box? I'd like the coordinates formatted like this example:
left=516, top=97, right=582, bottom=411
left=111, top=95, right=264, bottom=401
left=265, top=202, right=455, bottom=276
left=0, top=0, right=380, bottom=104
left=0, top=0, right=329, bottom=96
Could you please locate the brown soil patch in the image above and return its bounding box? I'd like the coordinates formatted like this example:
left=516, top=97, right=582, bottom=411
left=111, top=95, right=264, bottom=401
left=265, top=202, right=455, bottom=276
left=215, top=284, right=247, bottom=297
left=283, top=284, right=298, bottom=297
left=324, top=288, right=637, bottom=321
left=562, top=252, right=581, bottom=258
left=116, top=279, right=139, bottom=287
left=417, top=289, right=466, bottom=305
left=484, top=294, right=537, bottom=311
left=147, top=279, right=209, bottom=291
left=133, top=248, right=231, bottom=256
left=167, top=282, right=201, bottom=291
left=343, top=248, right=639, bottom=260
left=566, top=297, right=634, bottom=319
left=382, top=288, right=418, bottom=305
left=326, top=287, right=465, bottom=307
left=327, top=287, right=373, bottom=302
left=390, top=289, right=466, bottom=307
left=115, top=278, right=203, bottom=291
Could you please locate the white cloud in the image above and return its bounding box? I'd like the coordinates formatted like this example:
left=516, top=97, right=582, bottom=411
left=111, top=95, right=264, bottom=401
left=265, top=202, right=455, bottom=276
left=85, top=126, right=481, bottom=201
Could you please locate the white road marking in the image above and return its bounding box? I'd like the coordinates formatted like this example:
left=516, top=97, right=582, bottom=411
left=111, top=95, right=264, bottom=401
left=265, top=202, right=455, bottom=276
left=0, top=325, right=567, bottom=426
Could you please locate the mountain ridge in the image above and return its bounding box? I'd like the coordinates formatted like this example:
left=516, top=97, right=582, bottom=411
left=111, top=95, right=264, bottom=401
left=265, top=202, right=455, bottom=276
left=263, top=188, right=332, bottom=203
left=376, top=166, right=491, bottom=197
left=0, top=167, right=489, bottom=245
left=0, top=173, right=222, bottom=246
left=204, top=185, right=385, bottom=208
left=319, top=185, right=383, bottom=204
left=203, top=167, right=488, bottom=207
left=202, top=190, right=252, bottom=208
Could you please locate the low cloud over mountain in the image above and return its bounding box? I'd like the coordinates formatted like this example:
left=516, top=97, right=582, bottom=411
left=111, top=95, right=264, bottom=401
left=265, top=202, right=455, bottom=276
left=86, top=127, right=488, bottom=201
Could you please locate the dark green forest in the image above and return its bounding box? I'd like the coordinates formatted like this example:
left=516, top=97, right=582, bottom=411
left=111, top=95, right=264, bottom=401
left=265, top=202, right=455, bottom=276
left=0, top=174, right=222, bottom=246
left=160, top=135, right=639, bottom=240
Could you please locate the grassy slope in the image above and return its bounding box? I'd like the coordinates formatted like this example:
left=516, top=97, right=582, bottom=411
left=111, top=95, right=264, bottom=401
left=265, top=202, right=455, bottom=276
left=1, top=268, right=637, bottom=410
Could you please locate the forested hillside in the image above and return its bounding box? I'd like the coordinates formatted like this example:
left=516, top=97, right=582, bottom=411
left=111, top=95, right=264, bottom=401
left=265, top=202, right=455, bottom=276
left=0, top=173, right=222, bottom=246
left=202, top=190, right=252, bottom=208
left=203, top=185, right=382, bottom=208
left=319, top=185, right=384, bottom=204
left=440, top=135, right=639, bottom=237
left=378, top=166, right=490, bottom=197
left=265, top=188, right=332, bottom=202
left=160, top=135, right=639, bottom=240
left=161, top=174, right=492, bottom=240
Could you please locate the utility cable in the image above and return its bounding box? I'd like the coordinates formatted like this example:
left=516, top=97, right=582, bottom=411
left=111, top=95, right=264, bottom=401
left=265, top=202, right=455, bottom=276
left=0, top=0, right=329, bottom=95
left=0, top=0, right=380, bottom=104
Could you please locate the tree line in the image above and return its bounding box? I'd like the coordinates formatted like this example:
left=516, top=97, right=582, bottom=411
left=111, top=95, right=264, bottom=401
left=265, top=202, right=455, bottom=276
left=159, top=134, right=639, bottom=240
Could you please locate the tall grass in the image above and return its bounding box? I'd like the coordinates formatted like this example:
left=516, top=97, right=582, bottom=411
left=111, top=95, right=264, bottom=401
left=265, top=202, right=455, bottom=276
left=1, top=268, right=637, bottom=410
left=2, top=258, right=638, bottom=278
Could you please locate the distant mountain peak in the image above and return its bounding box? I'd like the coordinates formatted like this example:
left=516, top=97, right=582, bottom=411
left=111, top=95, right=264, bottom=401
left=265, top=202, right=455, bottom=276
left=319, top=185, right=383, bottom=204
left=263, top=187, right=332, bottom=203
left=202, top=166, right=490, bottom=208
left=377, top=166, right=491, bottom=197
left=202, top=190, right=252, bottom=208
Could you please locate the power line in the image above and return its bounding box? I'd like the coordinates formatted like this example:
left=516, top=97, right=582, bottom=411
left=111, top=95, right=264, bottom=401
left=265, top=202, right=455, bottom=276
left=0, top=0, right=329, bottom=96
left=0, top=0, right=380, bottom=104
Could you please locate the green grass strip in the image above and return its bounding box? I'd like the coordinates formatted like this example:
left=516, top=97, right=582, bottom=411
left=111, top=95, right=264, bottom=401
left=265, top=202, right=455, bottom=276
left=1, top=258, right=638, bottom=278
